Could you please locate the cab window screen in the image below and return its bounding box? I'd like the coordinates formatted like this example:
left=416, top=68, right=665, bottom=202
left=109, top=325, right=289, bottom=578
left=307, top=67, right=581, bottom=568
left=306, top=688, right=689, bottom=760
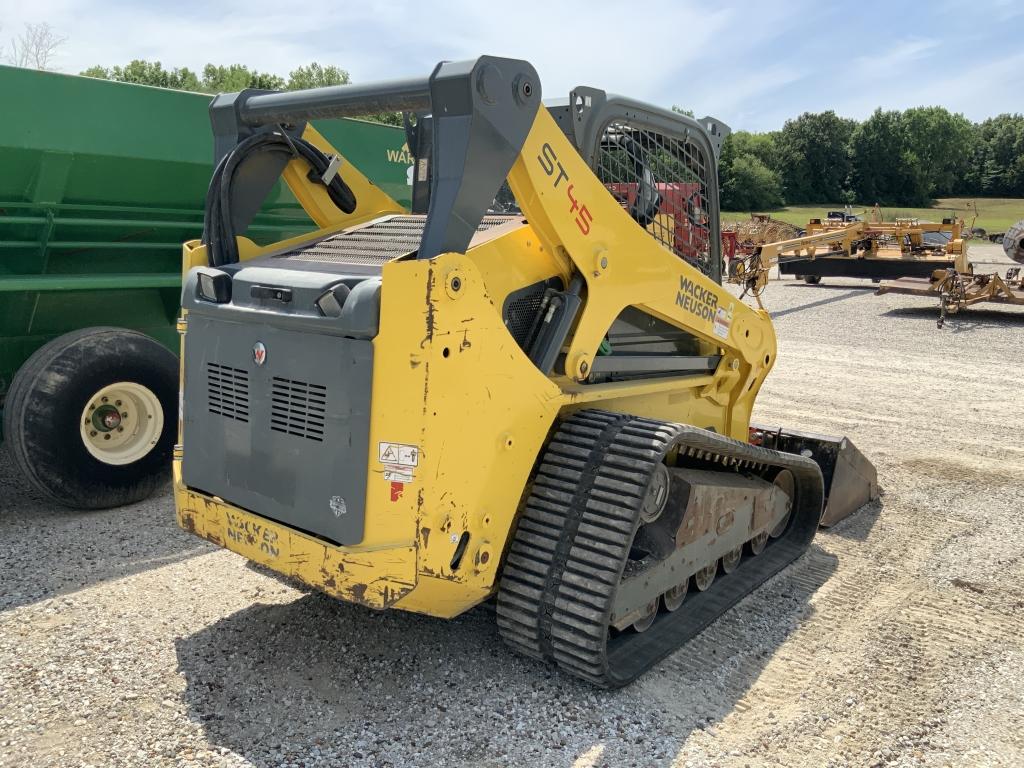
left=595, top=120, right=717, bottom=281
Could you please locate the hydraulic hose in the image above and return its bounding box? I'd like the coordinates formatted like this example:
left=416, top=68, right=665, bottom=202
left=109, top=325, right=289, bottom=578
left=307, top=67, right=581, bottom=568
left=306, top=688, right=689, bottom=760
left=202, top=129, right=357, bottom=267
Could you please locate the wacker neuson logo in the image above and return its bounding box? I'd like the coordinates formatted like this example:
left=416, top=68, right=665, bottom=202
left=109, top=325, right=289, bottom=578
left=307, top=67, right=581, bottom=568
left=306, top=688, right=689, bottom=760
left=675, top=276, right=719, bottom=322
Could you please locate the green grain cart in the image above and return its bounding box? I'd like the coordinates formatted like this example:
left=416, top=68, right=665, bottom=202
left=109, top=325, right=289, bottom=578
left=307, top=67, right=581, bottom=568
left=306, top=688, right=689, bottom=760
left=0, top=65, right=412, bottom=509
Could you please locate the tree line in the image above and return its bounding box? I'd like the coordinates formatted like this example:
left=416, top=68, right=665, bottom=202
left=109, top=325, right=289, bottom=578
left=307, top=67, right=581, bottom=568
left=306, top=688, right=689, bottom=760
left=80, top=60, right=403, bottom=126
left=10, top=36, right=1021, bottom=208
left=720, top=107, right=1024, bottom=211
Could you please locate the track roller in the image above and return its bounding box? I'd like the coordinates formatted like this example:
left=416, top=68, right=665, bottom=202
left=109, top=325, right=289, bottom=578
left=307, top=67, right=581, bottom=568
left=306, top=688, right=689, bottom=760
left=721, top=546, right=742, bottom=574
left=694, top=562, right=717, bottom=590
left=662, top=581, right=688, bottom=612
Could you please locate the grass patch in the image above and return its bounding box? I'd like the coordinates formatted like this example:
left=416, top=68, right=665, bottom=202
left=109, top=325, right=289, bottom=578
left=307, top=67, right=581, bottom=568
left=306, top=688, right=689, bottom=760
left=723, top=198, right=1023, bottom=235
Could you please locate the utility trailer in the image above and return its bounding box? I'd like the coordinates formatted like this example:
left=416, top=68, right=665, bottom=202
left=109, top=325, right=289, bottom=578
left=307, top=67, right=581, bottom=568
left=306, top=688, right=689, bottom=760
left=730, top=217, right=972, bottom=305
left=876, top=219, right=1024, bottom=327
left=0, top=65, right=412, bottom=508
left=777, top=217, right=968, bottom=284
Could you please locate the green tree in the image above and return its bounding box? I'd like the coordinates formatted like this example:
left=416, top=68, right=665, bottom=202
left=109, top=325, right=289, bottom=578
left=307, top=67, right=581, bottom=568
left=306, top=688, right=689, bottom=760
left=776, top=111, right=855, bottom=203
left=720, top=153, right=784, bottom=211
left=287, top=63, right=350, bottom=90
left=200, top=64, right=284, bottom=92
left=80, top=59, right=404, bottom=126
left=849, top=109, right=929, bottom=205
left=902, top=106, right=974, bottom=198
left=82, top=60, right=201, bottom=91
left=360, top=110, right=404, bottom=127
left=728, top=130, right=781, bottom=174
left=963, top=114, right=1024, bottom=196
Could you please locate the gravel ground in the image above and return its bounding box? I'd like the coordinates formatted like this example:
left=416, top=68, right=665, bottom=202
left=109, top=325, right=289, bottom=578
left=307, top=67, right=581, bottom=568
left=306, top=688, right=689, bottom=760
left=1, top=243, right=1022, bottom=767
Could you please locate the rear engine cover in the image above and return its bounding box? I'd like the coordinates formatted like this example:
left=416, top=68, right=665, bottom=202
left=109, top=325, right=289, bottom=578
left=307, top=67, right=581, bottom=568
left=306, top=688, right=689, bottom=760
left=182, top=315, right=373, bottom=545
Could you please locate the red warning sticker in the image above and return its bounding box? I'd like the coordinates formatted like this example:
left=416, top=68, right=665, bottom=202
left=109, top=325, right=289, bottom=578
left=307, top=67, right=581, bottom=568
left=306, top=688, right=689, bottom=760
left=390, top=481, right=404, bottom=502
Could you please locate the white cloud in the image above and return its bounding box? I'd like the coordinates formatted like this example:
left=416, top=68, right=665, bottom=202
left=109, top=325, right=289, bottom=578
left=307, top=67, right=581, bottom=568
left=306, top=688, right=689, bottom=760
left=4, top=0, right=733, bottom=93
left=850, top=38, right=939, bottom=79
left=1, top=0, right=1018, bottom=131
left=683, top=62, right=807, bottom=131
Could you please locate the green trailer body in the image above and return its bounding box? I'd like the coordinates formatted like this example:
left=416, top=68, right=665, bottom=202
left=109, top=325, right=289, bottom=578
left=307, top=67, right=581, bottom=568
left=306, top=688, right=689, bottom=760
left=0, top=65, right=412, bottom=507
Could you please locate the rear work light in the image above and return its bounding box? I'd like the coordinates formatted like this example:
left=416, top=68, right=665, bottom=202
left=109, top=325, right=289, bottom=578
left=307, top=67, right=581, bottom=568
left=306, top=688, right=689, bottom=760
left=195, top=268, right=232, bottom=303
left=315, top=283, right=352, bottom=318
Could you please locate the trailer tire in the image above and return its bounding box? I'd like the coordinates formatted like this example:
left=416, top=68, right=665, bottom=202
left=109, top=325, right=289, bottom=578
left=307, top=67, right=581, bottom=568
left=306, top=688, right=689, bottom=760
left=803, top=275, right=822, bottom=285
left=3, top=327, right=178, bottom=510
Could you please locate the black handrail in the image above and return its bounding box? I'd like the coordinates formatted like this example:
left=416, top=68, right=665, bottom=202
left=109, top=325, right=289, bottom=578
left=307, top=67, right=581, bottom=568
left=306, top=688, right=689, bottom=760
left=239, top=77, right=433, bottom=125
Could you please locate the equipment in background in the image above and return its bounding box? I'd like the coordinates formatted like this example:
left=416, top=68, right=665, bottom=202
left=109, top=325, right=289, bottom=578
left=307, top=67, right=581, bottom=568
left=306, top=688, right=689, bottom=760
left=729, top=217, right=970, bottom=305
left=721, top=213, right=802, bottom=259
left=0, top=65, right=410, bottom=508
left=1005, top=219, right=1024, bottom=265
left=826, top=206, right=862, bottom=223
left=955, top=201, right=1013, bottom=243
left=174, top=57, right=878, bottom=687
left=877, top=219, right=1024, bottom=327
left=780, top=217, right=969, bottom=284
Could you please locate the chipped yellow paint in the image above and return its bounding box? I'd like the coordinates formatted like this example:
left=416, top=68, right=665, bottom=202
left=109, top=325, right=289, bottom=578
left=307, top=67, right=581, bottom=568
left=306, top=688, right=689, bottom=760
left=373, top=251, right=564, bottom=614
left=175, top=104, right=781, bottom=618
left=174, top=460, right=417, bottom=609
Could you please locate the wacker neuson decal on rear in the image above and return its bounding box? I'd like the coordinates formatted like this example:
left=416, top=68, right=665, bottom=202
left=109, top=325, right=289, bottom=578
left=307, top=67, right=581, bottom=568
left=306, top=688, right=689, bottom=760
left=676, top=275, right=719, bottom=322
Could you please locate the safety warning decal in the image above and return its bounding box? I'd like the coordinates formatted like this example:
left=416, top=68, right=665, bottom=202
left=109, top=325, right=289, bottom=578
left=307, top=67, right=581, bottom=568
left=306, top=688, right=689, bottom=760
left=383, top=468, right=414, bottom=483
left=378, top=442, right=419, bottom=467
left=712, top=302, right=734, bottom=340
left=380, top=442, right=418, bottom=497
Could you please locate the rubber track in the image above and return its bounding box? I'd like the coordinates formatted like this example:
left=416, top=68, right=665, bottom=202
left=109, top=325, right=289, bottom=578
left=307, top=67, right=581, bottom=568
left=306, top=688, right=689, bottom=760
left=496, top=409, right=824, bottom=688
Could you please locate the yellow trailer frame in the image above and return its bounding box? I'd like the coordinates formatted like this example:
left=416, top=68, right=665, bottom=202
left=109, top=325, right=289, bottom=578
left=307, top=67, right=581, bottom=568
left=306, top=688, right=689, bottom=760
left=878, top=267, right=1024, bottom=327
left=731, top=218, right=970, bottom=307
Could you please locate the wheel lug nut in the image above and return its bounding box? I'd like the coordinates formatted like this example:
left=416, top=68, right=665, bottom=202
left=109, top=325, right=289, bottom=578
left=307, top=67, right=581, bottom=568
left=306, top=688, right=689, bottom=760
left=101, top=397, right=108, bottom=403
left=117, top=427, right=124, bottom=432
left=90, top=431, right=97, bottom=437
left=115, top=400, right=122, bottom=406
left=103, top=434, right=111, bottom=440
left=122, top=412, right=128, bottom=418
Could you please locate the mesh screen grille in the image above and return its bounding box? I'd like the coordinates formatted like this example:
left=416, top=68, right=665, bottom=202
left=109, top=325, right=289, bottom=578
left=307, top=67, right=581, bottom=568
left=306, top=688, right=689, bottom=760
left=501, top=277, right=564, bottom=350
left=504, top=292, right=545, bottom=346
left=207, top=363, right=249, bottom=423
left=270, top=377, right=327, bottom=442
left=278, top=215, right=518, bottom=266
left=595, top=120, right=715, bottom=278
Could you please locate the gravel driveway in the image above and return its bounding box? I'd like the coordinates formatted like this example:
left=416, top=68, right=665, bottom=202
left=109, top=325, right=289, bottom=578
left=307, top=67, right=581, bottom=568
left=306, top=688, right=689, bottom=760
left=2, top=243, right=1022, bottom=767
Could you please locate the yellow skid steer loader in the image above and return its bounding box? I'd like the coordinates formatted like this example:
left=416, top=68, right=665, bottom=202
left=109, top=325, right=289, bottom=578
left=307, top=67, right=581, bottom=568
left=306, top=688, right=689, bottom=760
left=174, top=57, right=877, bottom=687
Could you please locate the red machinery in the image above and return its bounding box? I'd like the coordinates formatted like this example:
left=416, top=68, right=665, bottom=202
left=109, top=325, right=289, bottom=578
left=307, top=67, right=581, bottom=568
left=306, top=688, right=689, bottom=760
left=606, top=182, right=724, bottom=266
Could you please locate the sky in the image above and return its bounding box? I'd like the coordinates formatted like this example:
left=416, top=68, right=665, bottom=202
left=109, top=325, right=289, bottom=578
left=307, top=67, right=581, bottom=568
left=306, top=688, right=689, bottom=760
left=0, top=0, right=1020, bottom=133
